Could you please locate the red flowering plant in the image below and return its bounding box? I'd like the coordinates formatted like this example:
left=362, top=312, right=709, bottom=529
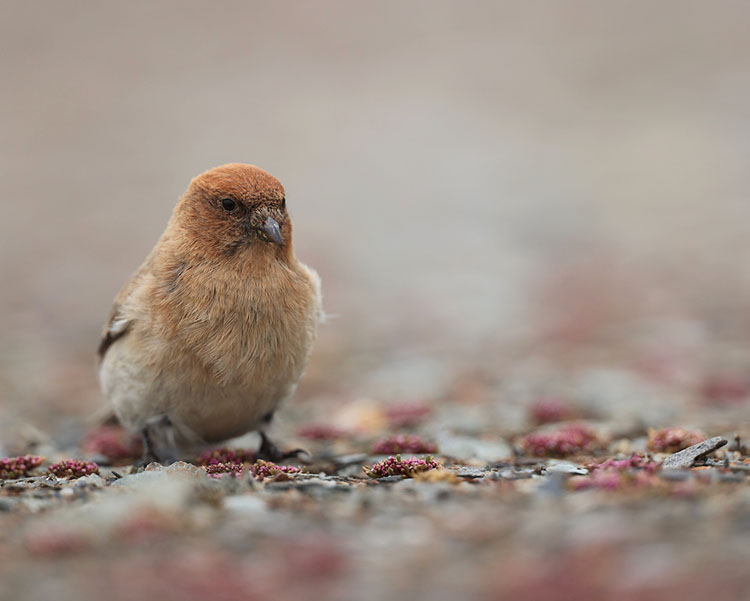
left=363, top=455, right=440, bottom=479
left=570, top=453, right=662, bottom=491
left=249, top=460, right=303, bottom=480
left=0, top=455, right=44, bottom=479
left=196, top=449, right=303, bottom=480
left=48, top=459, right=99, bottom=479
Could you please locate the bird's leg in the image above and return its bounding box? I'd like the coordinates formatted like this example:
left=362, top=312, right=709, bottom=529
left=256, top=430, right=307, bottom=462
left=137, top=426, right=159, bottom=466
left=136, top=415, right=179, bottom=466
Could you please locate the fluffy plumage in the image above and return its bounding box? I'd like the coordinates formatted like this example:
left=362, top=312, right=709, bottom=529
left=97, top=164, right=322, bottom=462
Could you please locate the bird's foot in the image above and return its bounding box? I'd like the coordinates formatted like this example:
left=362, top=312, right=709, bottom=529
left=257, top=431, right=308, bottom=462
left=137, top=415, right=179, bottom=466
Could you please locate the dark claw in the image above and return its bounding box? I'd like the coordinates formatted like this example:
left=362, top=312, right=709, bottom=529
left=257, top=431, right=309, bottom=462
left=134, top=454, right=157, bottom=468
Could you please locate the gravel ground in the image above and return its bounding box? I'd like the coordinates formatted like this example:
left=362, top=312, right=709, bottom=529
left=2, top=353, right=750, bottom=601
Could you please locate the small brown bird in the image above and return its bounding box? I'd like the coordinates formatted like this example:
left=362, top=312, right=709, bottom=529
left=97, top=164, right=322, bottom=463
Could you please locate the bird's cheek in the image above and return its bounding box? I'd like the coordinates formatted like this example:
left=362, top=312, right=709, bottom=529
left=242, top=221, right=256, bottom=238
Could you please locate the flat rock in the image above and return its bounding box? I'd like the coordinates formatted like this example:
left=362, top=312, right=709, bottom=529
left=74, top=474, right=107, bottom=488
left=111, top=464, right=211, bottom=503
left=455, top=467, right=488, bottom=479
left=544, top=461, right=588, bottom=476
left=662, top=436, right=727, bottom=470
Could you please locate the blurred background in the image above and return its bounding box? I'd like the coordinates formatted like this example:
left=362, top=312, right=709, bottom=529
left=1, top=0, right=750, bottom=439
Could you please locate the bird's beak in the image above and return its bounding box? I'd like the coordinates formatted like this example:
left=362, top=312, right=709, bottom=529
left=258, top=217, right=283, bottom=245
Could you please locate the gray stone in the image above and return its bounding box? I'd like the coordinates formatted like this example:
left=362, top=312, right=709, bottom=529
left=455, top=467, right=488, bottom=479
left=164, top=461, right=207, bottom=476
left=1, top=478, right=45, bottom=491
left=111, top=464, right=212, bottom=508
left=544, top=461, right=588, bottom=476
left=662, top=436, right=727, bottom=469
left=74, top=474, right=107, bottom=488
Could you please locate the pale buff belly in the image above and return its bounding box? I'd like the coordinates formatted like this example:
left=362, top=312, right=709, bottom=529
left=99, top=329, right=304, bottom=446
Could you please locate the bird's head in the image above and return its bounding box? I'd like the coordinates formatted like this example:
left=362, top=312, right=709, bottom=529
left=173, top=163, right=292, bottom=261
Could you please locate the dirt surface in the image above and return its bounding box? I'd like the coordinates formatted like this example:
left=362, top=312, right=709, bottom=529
left=2, top=360, right=750, bottom=601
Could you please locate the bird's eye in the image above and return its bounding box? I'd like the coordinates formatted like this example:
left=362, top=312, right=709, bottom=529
left=281, top=197, right=286, bottom=209
left=221, top=198, right=237, bottom=212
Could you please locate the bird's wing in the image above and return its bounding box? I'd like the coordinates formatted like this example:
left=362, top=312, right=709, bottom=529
left=97, top=308, right=131, bottom=360
left=97, top=249, right=156, bottom=361
left=95, top=261, right=153, bottom=429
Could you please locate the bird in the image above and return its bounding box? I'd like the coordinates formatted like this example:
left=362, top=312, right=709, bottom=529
left=97, top=163, right=323, bottom=464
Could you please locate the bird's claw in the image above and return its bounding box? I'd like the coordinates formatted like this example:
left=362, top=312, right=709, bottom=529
left=257, top=431, right=309, bottom=462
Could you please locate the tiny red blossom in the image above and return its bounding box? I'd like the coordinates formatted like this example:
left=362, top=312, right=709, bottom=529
left=196, top=448, right=256, bottom=466
left=48, top=459, right=99, bottom=479
left=249, top=460, right=303, bottom=480
left=589, top=454, right=661, bottom=474
left=204, top=462, right=245, bottom=479
left=0, top=455, right=44, bottom=479
left=363, top=455, right=440, bottom=478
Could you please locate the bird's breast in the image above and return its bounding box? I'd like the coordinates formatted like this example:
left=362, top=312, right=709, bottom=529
left=156, top=260, right=319, bottom=390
